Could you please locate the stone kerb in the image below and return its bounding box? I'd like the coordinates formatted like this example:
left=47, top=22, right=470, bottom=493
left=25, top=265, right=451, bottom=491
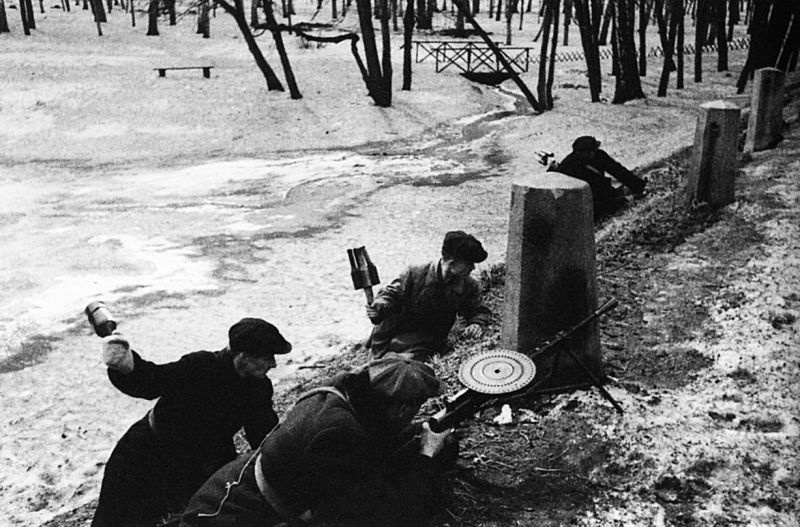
left=744, top=67, right=786, bottom=154
left=502, top=172, right=602, bottom=389
left=687, top=100, right=741, bottom=207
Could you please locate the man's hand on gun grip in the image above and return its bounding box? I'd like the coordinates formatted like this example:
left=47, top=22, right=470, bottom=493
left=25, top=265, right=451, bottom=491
left=365, top=303, right=382, bottom=323
left=419, top=421, right=453, bottom=458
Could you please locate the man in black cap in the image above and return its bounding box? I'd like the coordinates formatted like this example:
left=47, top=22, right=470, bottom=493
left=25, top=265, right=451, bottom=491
left=365, top=230, right=492, bottom=361
left=92, top=317, right=291, bottom=527
left=550, top=135, right=647, bottom=220
left=181, top=354, right=456, bottom=527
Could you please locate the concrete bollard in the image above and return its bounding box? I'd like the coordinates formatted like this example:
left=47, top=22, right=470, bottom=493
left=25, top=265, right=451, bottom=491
left=744, top=67, right=785, bottom=154
left=502, top=172, right=602, bottom=389
left=687, top=100, right=741, bottom=207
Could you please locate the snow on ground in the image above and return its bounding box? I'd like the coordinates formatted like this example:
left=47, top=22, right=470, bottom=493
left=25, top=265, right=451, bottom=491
left=3, top=3, right=794, bottom=526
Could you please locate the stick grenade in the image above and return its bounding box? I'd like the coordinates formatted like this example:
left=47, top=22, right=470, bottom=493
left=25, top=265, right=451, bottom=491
left=347, top=246, right=380, bottom=305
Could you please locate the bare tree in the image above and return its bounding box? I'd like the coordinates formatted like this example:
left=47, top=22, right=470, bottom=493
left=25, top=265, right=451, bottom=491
left=611, top=0, right=645, bottom=103
left=713, top=0, right=727, bottom=71
left=259, top=0, right=301, bottom=98
left=694, top=0, right=708, bottom=81
left=19, top=0, right=31, bottom=35
left=537, top=0, right=559, bottom=109
left=217, top=0, right=285, bottom=92
left=147, top=0, right=159, bottom=35
left=574, top=0, right=602, bottom=101
left=355, top=0, right=392, bottom=106
left=0, top=0, right=9, bottom=33
left=197, top=0, right=210, bottom=36
left=637, top=0, right=649, bottom=75
left=657, top=0, right=679, bottom=95
left=402, top=0, right=414, bottom=89
left=24, top=0, right=35, bottom=28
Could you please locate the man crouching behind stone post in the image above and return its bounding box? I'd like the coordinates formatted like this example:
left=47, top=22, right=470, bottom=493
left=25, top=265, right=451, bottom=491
left=180, top=354, right=456, bottom=527
left=365, top=230, right=493, bottom=362
left=92, top=318, right=291, bottom=527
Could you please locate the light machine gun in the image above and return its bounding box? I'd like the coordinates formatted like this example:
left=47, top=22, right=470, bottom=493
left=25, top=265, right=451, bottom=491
left=428, top=298, right=621, bottom=433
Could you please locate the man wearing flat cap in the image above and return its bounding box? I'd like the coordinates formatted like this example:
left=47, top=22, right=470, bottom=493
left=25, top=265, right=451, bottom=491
left=182, top=354, right=456, bottom=527
left=365, top=230, right=493, bottom=361
left=93, top=317, right=291, bottom=527
left=550, top=135, right=647, bottom=220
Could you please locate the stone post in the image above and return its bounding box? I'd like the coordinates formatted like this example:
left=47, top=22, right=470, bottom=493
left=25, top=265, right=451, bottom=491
left=502, top=172, right=601, bottom=390
left=687, top=100, right=741, bottom=207
left=744, top=67, right=785, bottom=154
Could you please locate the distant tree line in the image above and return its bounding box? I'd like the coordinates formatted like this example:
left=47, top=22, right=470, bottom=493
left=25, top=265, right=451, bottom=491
left=1, top=0, right=797, bottom=109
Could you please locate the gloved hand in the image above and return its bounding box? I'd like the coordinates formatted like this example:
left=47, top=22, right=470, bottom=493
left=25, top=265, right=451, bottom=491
left=102, top=333, right=133, bottom=374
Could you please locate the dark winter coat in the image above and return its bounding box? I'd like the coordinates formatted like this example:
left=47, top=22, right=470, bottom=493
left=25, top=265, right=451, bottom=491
left=181, top=372, right=443, bottom=527
left=553, top=149, right=645, bottom=218
left=368, top=259, right=492, bottom=360
left=92, top=348, right=278, bottom=527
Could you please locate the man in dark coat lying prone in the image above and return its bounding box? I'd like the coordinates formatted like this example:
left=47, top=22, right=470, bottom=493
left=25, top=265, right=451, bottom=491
left=547, top=135, right=647, bottom=221
left=180, top=354, right=456, bottom=527
left=93, top=317, right=291, bottom=527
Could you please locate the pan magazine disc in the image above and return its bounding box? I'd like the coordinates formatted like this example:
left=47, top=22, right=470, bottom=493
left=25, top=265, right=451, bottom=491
left=459, top=350, right=537, bottom=395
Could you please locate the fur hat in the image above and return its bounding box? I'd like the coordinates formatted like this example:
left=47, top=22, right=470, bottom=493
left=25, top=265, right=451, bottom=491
left=366, top=354, right=442, bottom=403
left=441, top=230, right=488, bottom=263
left=229, top=318, right=292, bottom=356
left=572, top=135, right=601, bottom=152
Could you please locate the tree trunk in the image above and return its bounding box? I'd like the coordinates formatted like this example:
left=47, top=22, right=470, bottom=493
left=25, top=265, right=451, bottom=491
left=379, top=0, right=392, bottom=106
left=19, top=0, right=31, bottom=35
left=657, top=0, right=678, bottom=95
left=735, top=0, right=768, bottom=92
left=714, top=0, right=727, bottom=71
left=455, top=2, right=465, bottom=35
left=612, top=0, right=645, bottom=103
left=676, top=0, right=684, bottom=88
left=546, top=0, right=559, bottom=108
left=776, top=7, right=800, bottom=71
left=197, top=0, right=209, bottom=36
left=505, top=0, right=514, bottom=44
left=91, top=0, right=107, bottom=22
left=575, top=0, right=601, bottom=100
left=562, top=0, right=570, bottom=45
left=24, top=0, right=35, bottom=28
left=402, top=0, right=414, bottom=89
left=416, top=0, right=430, bottom=28
left=537, top=0, right=554, bottom=107
left=0, top=0, right=10, bottom=33
left=263, top=0, right=302, bottom=98
left=694, top=0, right=707, bottom=81
left=637, top=0, right=647, bottom=75
left=147, top=0, right=159, bottom=35
left=251, top=0, right=259, bottom=26
left=598, top=0, right=612, bottom=44
left=218, top=0, right=285, bottom=92
left=356, top=0, right=390, bottom=105
left=653, top=0, right=675, bottom=71
left=726, top=0, right=738, bottom=40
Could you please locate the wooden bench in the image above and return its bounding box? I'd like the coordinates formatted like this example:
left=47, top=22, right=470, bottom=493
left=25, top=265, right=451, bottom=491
left=154, top=66, right=214, bottom=78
